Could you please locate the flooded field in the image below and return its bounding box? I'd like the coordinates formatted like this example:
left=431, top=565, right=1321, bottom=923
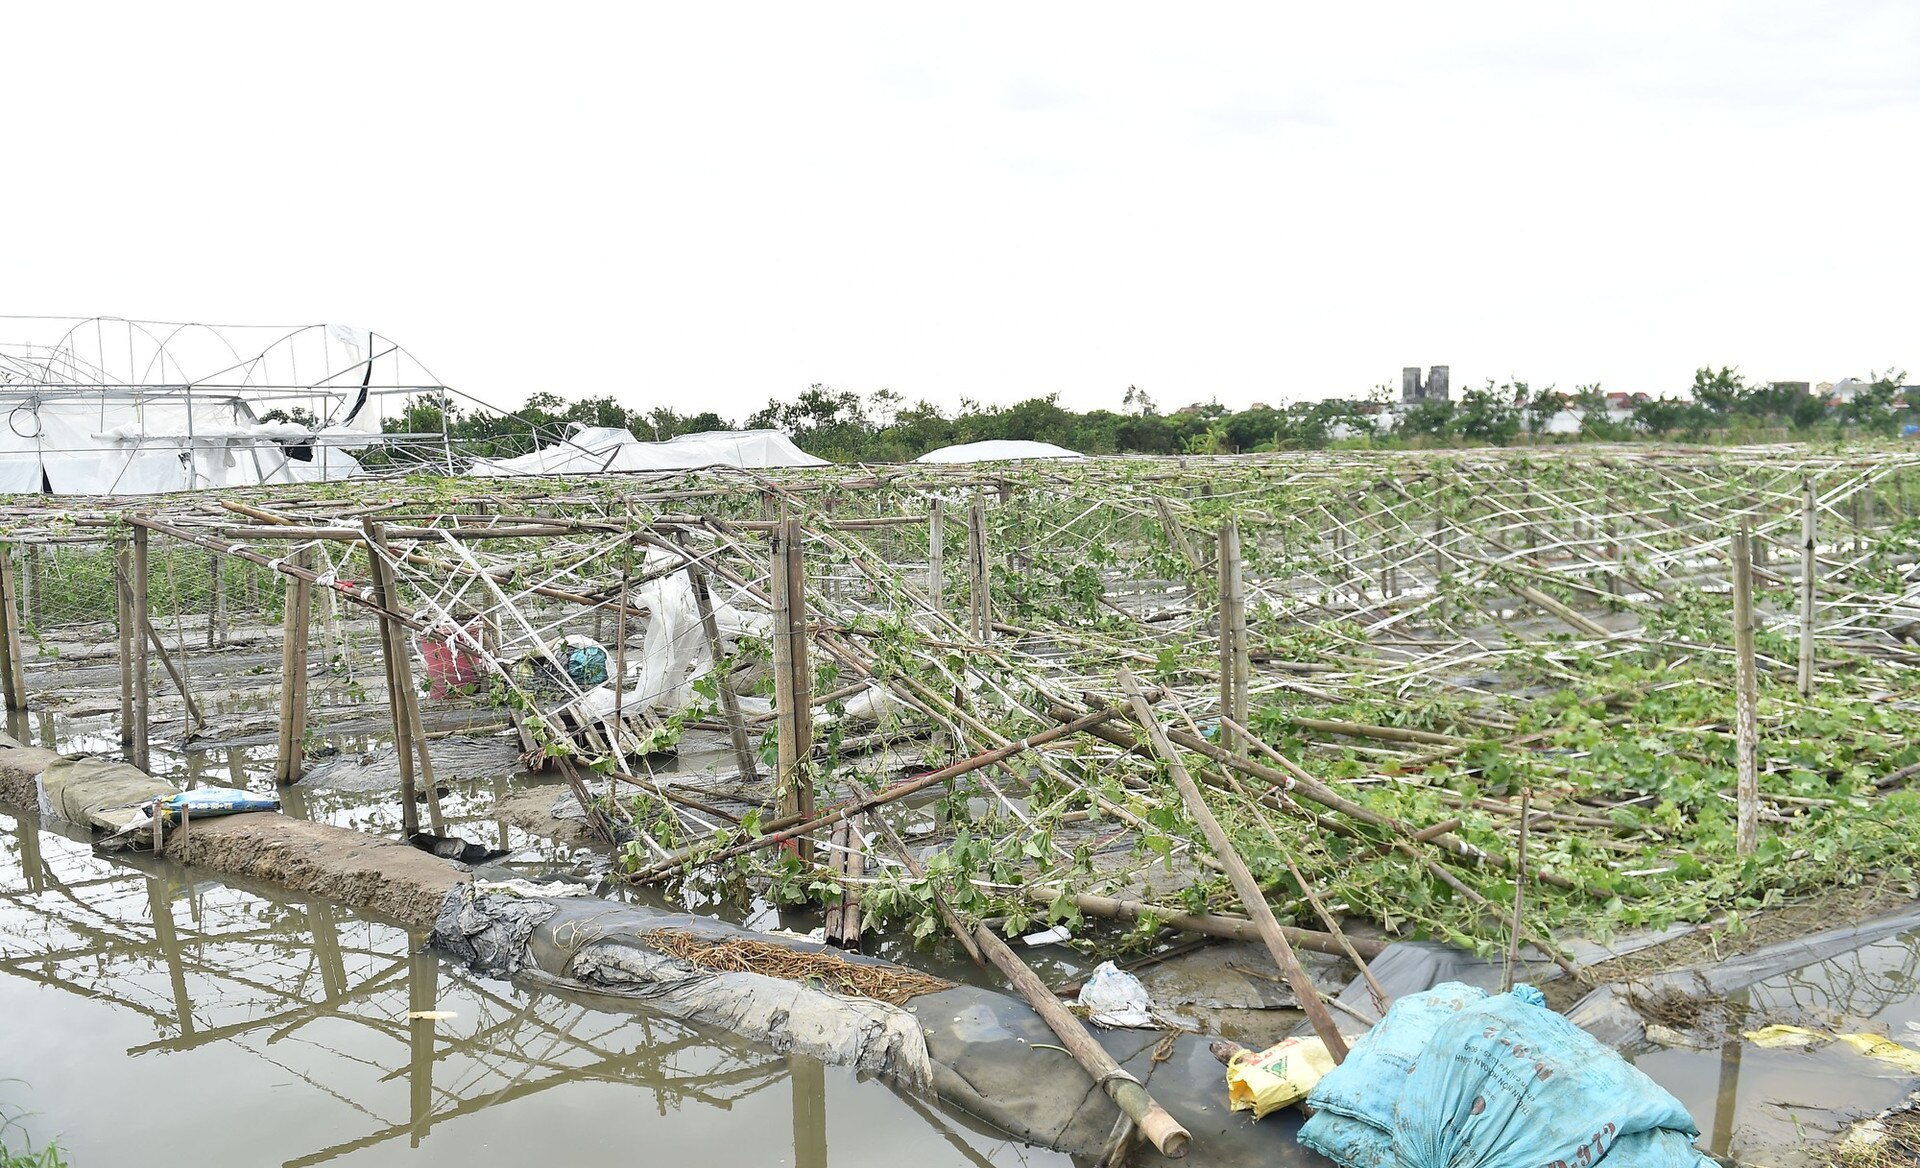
left=0, top=800, right=1071, bottom=1167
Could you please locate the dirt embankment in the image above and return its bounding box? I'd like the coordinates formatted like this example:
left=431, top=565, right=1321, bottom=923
left=0, top=742, right=466, bottom=930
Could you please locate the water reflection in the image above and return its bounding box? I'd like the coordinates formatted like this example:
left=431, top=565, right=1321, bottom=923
left=0, top=806, right=1065, bottom=1167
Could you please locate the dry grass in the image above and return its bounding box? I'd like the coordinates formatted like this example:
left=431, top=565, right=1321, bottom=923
left=644, top=930, right=952, bottom=1006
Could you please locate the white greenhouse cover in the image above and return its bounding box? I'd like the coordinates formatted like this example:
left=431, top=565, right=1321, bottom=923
left=470, top=427, right=826, bottom=477
left=913, top=439, right=1083, bottom=464
left=0, top=393, right=366, bottom=495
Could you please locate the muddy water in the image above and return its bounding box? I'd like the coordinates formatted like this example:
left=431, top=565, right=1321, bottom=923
left=0, top=805, right=1068, bottom=1167
left=1627, top=925, right=1920, bottom=1166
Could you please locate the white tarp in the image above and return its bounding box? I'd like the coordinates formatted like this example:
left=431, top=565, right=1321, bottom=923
left=471, top=427, right=827, bottom=478
left=913, top=440, right=1083, bottom=464
left=0, top=393, right=365, bottom=495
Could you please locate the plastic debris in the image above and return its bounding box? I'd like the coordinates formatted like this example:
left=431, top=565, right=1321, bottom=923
left=1226, top=1036, right=1341, bottom=1119
left=1075, top=961, right=1153, bottom=1028
left=1300, top=982, right=1711, bottom=1168
left=1744, top=1025, right=1920, bottom=1072
left=143, top=786, right=280, bottom=825
left=406, top=1010, right=457, bottom=1020
left=1021, top=925, right=1072, bottom=947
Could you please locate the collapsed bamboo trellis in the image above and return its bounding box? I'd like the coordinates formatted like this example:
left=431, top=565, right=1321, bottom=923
left=2, top=443, right=1919, bottom=958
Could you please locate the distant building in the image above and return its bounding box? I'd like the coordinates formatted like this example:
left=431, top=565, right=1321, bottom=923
left=1399, top=365, right=1450, bottom=404
left=1770, top=381, right=1811, bottom=397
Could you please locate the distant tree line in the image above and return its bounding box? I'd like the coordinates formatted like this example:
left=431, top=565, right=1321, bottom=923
left=370, top=367, right=1911, bottom=465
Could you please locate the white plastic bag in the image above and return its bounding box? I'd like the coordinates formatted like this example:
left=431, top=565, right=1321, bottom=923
left=1077, top=961, right=1154, bottom=1028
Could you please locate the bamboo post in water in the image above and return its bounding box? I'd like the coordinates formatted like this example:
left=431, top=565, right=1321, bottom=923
left=129, top=525, right=152, bottom=772
left=1118, top=668, right=1349, bottom=1061
left=274, top=549, right=312, bottom=786
left=1732, top=525, right=1761, bottom=857
left=770, top=516, right=815, bottom=863
left=1797, top=478, right=1818, bottom=698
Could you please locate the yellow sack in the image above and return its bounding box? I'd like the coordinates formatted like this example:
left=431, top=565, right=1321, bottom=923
left=1742, top=1025, right=1920, bottom=1073
left=1226, top=1037, right=1340, bottom=1119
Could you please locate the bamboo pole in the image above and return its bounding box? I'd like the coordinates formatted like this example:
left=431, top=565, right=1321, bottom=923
left=1217, top=520, right=1250, bottom=759
left=968, top=497, right=991, bottom=643
left=1117, top=668, right=1348, bottom=1060
left=0, top=545, right=26, bottom=711
left=1797, top=477, right=1818, bottom=698
left=129, top=525, right=151, bottom=773
left=207, top=551, right=226, bottom=648
left=770, top=516, right=814, bottom=863
left=1732, top=526, right=1760, bottom=857
left=274, top=549, right=312, bottom=786
left=1503, top=786, right=1530, bottom=993
left=971, top=922, right=1191, bottom=1158
left=927, top=499, right=945, bottom=619
left=363, top=525, right=425, bottom=836
left=628, top=706, right=1122, bottom=882
left=1023, top=886, right=1385, bottom=958
left=682, top=536, right=758, bottom=782
left=117, top=540, right=134, bottom=749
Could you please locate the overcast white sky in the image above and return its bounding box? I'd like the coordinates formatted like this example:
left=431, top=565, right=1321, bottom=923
left=9, top=2, right=1916, bottom=418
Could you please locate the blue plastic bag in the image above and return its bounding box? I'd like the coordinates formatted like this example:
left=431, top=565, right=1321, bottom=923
left=146, top=786, right=281, bottom=825
left=1301, top=983, right=1710, bottom=1168
left=567, top=644, right=609, bottom=687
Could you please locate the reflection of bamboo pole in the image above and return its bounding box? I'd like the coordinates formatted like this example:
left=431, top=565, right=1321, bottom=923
left=1119, top=668, right=1348, bottom=1061
left=1732, top=525, right=1760, bottom=856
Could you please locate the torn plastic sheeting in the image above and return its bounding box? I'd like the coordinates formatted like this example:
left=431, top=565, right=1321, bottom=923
left=432, top=884, right=560, bottom=979
left=555, top=938, right=933, bottom=1089
left=442, top=892, right=1326, bottom=1165
left=38, top=755, right=179, bottom=837
left=1301, top=983, right=1710, bottom=1168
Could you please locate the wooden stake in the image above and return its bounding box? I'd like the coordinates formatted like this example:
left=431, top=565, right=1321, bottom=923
left=682, top=535, right=758, bottom=782
left=207, top=551, right=226, bottom=648
left=1732, top=525, right=1760, bottom=857
left=1217, top=520, right=1250, bottom=758
left=770, top=516, right=814, bottom=863
left=0, top=545, right=27, bottom=711
left=1118, top=668, right=1349, bottom=1061
left=129, top=526, right=152, bottom=773
left=117, top=540, right=134, bottom=750
left=363, top=524, right=437, bottom=836
left=967, top=498, right=991, bottom=642
left=274, top=549, right=312, bottom=786
left=1797, top=477, right=1818, bottom=698
left=1155, top=497, right=1202, bottom=575
left=823, top=816, right=865, bottom=949
left=927, top=499, right=945, bottom=619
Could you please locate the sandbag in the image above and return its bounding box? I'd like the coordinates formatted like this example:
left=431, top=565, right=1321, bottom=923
left=1302, top=983, right=1711, bottom=1168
